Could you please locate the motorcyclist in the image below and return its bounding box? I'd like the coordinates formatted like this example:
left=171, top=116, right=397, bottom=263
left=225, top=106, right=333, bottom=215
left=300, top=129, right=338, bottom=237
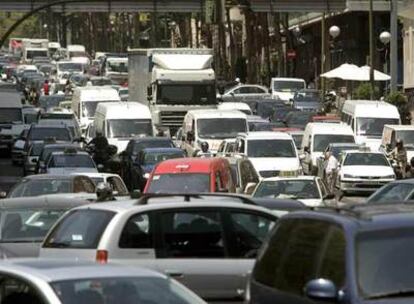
left=96, top=183, right=115, bottom=202
left=196, top=142, right=213, bottom=158
left=89, top=131, right=110, bottom=165
left=390, top=139, right=408, bottom=178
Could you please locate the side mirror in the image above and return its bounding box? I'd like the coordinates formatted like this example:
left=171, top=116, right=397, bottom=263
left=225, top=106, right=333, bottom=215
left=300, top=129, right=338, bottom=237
left=147, top=86, right=153, bottom=99
left=0, top=191, right=7, bottom=199
left=244, top=182, right=257, bottom=195
left=304, top=279, right=338, bottom=301
left=230, top=92, right=235, bottom=97
left=131, top=189, right=142, bottom=199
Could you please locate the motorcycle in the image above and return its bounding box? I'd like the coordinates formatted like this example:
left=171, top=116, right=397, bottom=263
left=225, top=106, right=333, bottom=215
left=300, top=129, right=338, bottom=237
left=86, top=143, right=118, bottom=173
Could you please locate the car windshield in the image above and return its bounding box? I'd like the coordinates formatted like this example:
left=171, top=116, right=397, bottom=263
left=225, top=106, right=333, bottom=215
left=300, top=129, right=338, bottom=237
left=143, top=151, right=185, bottom=165
left=357, top=118, right=400, bottom=137
left=247, top=139, right=296, bottom=158
left=198, top=118, right=247, bottom=139
left=51, top=277, right=204, bottom=304
left=147, top=173, right=210, bottom=193
left=395, top=130, right=414, bottom=146
left=357, top=229, right=414, bottom=299
left=286, top=112, right=315, bottom=126
left=0, top=209, right=66, bottom=242
left=107, top=59, right=128, bottom=73
left=330, top=145, right=360, bottom=158
left=82, top=101, right=114, bottom=118
left=343, top=153, right=389, bottom=166
left=157, top=84, right=216, bottom=105
left=272, top=81, right=304, bottom=92
left=367, top=183, right=414, bottom=203
left=30, top=128, right=71, bottom=141
left=91, top=78, right=112, bottom=86
left=26, top=50, right=48, bottom=59
left=58, top=62, right=83, bottom=72
left=108, top=119, right=153, bottom=138
left=294, top=91, right=320, bottom=101
left=254, top=179, right=320, bottom=199
left=39, top=96, right=67, bottom=110
left=313, top=135, right=355, bottom=152
left=0, top=108, right=22, bottom=123
left=49, top=154, right=95, bottom=168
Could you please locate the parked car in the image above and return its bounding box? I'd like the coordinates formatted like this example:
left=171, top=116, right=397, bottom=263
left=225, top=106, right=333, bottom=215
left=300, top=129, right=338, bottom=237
left=144, top=158, right=236, bottom=194
left=0, top=259, right=206, bottom=304
left=40, top=197, right=277, bottom=302
left=0, top=195, right=91, bottom=257
left=249, top=204, right=414, bottom=304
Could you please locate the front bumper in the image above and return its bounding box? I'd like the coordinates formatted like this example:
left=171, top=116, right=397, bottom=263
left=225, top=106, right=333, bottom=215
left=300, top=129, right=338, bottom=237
left=11, top=150, right=25, bottom=164
left=0, top=138, right=13, bottom=150
left=340, top=178, right=394, bottom=192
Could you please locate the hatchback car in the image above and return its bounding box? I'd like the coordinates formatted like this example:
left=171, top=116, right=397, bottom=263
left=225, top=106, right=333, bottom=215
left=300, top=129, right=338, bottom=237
left=45, top=150, right=98, bottom=175
left=40, top=197, right=277, bottom=302
left=249, top=204, right=414, bottom=304
left=0, top=259, right=206, bottom=304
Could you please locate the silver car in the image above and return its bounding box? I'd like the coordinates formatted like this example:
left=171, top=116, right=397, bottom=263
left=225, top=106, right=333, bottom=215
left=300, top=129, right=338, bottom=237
left=0, top=259, right=205, bottom=304
left=40, top=196, right=278, bottom=302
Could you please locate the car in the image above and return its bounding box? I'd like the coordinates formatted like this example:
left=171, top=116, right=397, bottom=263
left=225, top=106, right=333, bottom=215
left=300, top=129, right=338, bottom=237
left=249, top=204, right=414, bottom=304
left=291, top=89, right=323, bottom=112
left=5, top=174, right=96, bottom=198
left=45, top=150, right=98, bottom=175
left=144, top=158, right=236, bottom=194
left=71, top=172, right=129, bottom=199
left=23, top=141, right=45, bottom=176
left=220, top=84, right=270, bottom=100
left=380, top=124, right=414, bottom=163
left=40, top=196, right=278, bottom=302
left=24, top=124, right=72, bottom=156
left=226, top=156, right=260, bottom=194
left=234, top=132, right=302, bottom=178
left=0, top=195, right=92, bottom=258
left=283, top=111, right=317, bottom=130
left=252, top=176, right=334, bottom=207
left=38, top=116, right=81, bottom=140
left=249, top=197, right=308, bottom=216
left=366, top=179, right=414, bottom=204
left=216, top=139, right=236, bottom=157
left=336, top=150, right=396, bottom=194
left=36, top=143, right=83, bottom=174
left=0, top=259, right=206, bottom=304
left=11, top=129, right=29, bottom=165
left=118, top=87, right=129, bottom=101
left=38, top=95, right=68, bottom=112
left=255, top=99, right=287, bottom=119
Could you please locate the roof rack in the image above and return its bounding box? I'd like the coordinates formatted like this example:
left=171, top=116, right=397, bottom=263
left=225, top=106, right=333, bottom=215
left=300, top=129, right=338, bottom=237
left=135, top=193, right=257, bottom=206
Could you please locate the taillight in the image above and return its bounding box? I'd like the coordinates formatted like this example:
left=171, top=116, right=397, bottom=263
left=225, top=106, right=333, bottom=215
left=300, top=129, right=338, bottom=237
left=96, top=250, right=108, bottom=264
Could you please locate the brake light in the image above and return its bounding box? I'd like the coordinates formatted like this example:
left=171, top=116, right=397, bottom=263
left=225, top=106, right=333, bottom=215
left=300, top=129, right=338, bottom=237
left=96, top=250, right=108, bottom=264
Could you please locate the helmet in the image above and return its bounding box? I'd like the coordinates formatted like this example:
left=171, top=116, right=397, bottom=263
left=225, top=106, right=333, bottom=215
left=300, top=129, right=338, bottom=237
left=96, top=182, right=114, bottom=202
left=201, top=141, right=209, bottom=153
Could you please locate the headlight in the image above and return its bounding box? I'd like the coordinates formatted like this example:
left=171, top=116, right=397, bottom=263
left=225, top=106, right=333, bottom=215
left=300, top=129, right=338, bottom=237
left=384, top=174, right=396, bottom=179
left=143, top=173, right=150, bottom=179
left=343, top=174, right=356, bottom=179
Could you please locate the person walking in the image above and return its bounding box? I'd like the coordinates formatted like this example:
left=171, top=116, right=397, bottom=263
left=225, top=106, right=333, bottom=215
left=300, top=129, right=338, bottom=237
left=324, top=151, right=339, bottom=193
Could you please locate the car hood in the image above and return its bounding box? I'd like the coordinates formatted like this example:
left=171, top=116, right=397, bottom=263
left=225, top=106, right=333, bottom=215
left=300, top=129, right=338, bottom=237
left=48, top=167, right=98, bottom=175
left=356, top=136, right=381, bottom=152
left=250, top=157, right=300, bottom=171
left=341, top=166, right=394, bottom=176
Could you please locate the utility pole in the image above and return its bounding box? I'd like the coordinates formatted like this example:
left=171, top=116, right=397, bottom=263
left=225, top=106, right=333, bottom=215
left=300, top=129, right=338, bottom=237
left=390, top=0, right=398, bottom=92
left=369, top=0, right=375, bottom=100
left=321, top=12, right=326, bottom=96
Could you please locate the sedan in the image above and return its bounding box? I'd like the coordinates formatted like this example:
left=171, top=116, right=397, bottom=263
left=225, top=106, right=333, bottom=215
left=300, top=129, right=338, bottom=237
left=0, top=259, right=206, bottom=304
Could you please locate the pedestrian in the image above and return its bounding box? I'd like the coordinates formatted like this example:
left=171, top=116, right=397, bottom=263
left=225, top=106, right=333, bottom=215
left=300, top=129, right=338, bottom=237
left=324, top=151, right=339, bottom=193
left=389, top=139, right=408, bottom=178
left=43, top=80, right=50, bottom=96
left=195, top=142, right=213, bottom=158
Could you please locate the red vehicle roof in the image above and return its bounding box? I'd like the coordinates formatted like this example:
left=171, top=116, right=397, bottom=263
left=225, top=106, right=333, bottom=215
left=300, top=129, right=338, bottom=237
left=153, top=158, right=228, bottom=174
left=271, top=127, right=302, bottom=132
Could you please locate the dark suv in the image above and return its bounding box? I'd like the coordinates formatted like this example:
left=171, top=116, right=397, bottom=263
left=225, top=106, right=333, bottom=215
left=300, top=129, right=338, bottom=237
left=249, top=204, right=414, bottom=304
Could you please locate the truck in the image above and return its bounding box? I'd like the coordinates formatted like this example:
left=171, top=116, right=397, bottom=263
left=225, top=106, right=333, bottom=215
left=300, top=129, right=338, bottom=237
left=101, top=53, right=128, bottom=85
left=128, top=48, right=217, bottom=135
left=21, top=39, right=49, bottom=63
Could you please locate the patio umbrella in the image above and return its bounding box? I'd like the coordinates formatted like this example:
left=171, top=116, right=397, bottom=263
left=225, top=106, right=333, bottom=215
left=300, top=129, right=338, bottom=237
left=320, top=63, right=363, bottom=81
left=359, top=65, right=391, bottom=81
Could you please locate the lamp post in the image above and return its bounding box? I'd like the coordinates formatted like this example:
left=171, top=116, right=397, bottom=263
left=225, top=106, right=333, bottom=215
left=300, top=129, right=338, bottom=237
left=379, top=31, right=391, bottom=73
left=329, top=25, right=340, bottom=67
left=369, top=0, right=375, bottom=100
left=390, top=0, right=398, bottom=92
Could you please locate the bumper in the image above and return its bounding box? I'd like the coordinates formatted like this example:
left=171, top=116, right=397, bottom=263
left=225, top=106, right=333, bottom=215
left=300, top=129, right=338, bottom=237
left=340, top=179, right=394, bottom=192
left=0, top=139, right=13, bottom=150
left=11, top=150, right=25, bottom=164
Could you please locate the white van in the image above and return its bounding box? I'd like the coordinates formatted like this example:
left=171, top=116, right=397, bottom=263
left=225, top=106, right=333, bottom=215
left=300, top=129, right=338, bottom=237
left=341, top=100, right=401, bottom=151
left=72, top=86, right=121, bottom=132
left=181, top=109, right=248, bottom=156
left=94, top=102, right=153, bottom=153
left=270, top=77, right=306, bottom=102
left=381, top=125, right=414, bottom=162
left=301, top=122, right=356, bottom=175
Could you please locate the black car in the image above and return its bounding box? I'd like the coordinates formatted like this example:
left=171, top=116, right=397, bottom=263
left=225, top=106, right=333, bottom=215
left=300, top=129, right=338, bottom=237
left=250, top=204, right=414, bottom=304
left=284, top=110, right=317, bottom=129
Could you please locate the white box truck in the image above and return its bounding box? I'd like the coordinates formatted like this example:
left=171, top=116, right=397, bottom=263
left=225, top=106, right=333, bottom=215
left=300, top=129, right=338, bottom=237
left=21, top=39, right=49, bottom=63
left=128, top=48, right=217, bottom=134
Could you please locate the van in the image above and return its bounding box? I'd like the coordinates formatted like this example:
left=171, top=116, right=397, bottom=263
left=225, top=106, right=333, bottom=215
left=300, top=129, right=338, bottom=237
left=270, top=77, right=306, bottom=102
left=94, top=102, right=154, bottom=153
left=301, top=122, right=355, bottom=175
left=144, top=158, right=236, bottom=193
left=381, top=124, right=414, bottom=162
left=341, top=100, right=400, bottom=151
left=71, top=86, right=121, bottom=132
left=181, top=109, right=248, bottom=156
left=0, top=93, right=24, bottom=152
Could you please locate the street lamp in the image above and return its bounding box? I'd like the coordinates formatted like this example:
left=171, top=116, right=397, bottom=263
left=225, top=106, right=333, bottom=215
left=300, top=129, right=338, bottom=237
left=329, top=25, right=340, bottom=39
left=380, top=31, right=391, bottom=45
left=292, top=26, right=301, bottom=38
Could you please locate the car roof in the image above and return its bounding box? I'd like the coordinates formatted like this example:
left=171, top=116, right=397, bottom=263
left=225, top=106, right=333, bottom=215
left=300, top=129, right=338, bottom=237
left=0, top=259, right=165, bottom=282
left=30, top=124, right=68, bottom=129
left=260, top=175, right=318, bottom=182
left=153, top=157, right=229, bottom=173
left=287, top=204, right=414, bottom=232
left=186, top=109, right=247, bottom=119
left=51, top=151, right=89, bottom=156
left=141, top=147, right=184, bottom=153
left=20, top=174, right=74, bottom=181
left=239, top=131, right=293, bottom=140
left=131, top=137, right=172, bottom=143
left=0, top=194, right=93, bottom=210
left=70, top=172, right=119, bottom=179
left=305, top=122, right=354, bottom=134
left=384, top=124, right=414, bottom=131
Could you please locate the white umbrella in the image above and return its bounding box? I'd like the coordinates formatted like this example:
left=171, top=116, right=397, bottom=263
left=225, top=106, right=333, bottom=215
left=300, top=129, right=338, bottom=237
left=320, top=63, right=363, bottom=80
left=359, top=65, right=391, bottom=81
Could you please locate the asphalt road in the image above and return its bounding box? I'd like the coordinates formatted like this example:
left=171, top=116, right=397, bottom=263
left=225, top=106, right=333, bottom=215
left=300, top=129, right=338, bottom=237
left=0, top=82, right=368, bottom=203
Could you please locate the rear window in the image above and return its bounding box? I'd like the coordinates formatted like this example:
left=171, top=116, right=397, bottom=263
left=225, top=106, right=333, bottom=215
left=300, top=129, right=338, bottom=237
left=43, top=210, right=115, bottom=249
left=30, top=127, right=71, bottom=141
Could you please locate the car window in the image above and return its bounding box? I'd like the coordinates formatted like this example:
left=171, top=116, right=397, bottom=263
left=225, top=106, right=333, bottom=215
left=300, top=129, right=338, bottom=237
left=44, top=210, right=115, bottom=249
left=119, top=213, right=153, bottom=249
left=74, top=176, right=96, bottom=193
left=0, top=275, right=45, bottom=304
left=159, top=210, right=225, bottom=258
left=107, top=176, right=129, bottom=196
left=227, top=211, right=275, bottom=258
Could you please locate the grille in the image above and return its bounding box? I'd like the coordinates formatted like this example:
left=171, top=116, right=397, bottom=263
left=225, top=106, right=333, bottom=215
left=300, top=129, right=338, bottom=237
left=260, top=170, right=280, bottom=178
left=160, top=111, right=187, bottom=127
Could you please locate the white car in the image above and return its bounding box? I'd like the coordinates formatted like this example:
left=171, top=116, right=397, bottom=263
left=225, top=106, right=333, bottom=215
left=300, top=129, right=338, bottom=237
left=71, top=172, right=129, bottom=199
left=336, top=150, right=396, bottom=194
left=221, top=84, right=269, bottom=99
left=234, top=132, right=302, bottom=178
left=252, top=176, right=333, bottom=207
left=46, top=150, right=98, bottom=175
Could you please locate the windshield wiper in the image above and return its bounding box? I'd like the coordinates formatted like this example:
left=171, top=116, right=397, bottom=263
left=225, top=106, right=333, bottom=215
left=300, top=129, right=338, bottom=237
left=367, top=290, right=414, bottom=299
left=45, top=241, right=72, bottom=248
